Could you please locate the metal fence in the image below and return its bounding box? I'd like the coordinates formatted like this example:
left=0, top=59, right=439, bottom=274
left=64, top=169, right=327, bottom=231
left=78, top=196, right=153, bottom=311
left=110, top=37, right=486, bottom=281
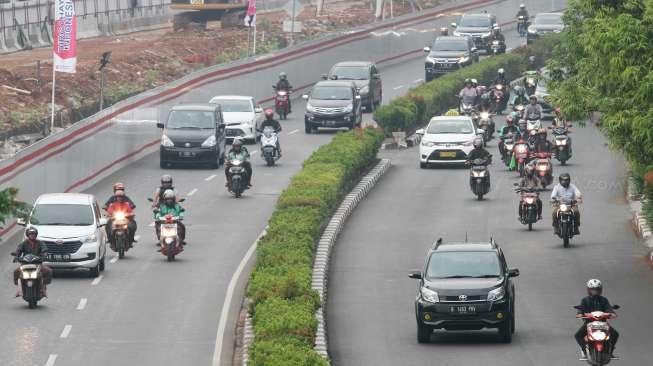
left=0, top=0, right=170, bottom=38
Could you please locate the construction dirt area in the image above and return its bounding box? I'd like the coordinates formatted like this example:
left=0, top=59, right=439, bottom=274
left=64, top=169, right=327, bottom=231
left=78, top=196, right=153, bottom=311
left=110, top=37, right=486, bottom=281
left=0, top=0, right=440, bottom=143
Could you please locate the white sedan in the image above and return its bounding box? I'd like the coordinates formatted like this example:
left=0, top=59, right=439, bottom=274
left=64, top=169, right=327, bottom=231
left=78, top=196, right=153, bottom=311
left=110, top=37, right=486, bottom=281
left=209, top=95, right=264, bottom=143
left=416, top=115, right=483, bottom=168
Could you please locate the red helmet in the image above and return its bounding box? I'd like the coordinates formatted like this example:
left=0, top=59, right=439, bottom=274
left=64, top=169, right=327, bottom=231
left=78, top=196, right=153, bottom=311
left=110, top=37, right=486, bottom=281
left=264, top=108, right=274, bottom=118
left=113, top=182, right=125, bottom=192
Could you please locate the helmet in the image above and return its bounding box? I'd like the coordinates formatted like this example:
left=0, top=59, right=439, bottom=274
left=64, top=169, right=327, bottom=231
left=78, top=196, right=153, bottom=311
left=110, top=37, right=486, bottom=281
left=498, top=68, right=505, bottom=75
left=559, top=173, right=571, bottom=187
left=279, top=72, right=287, bottom=80
left=264, top=108, right=274, bottom=119
left=529, top=95, right=538, bottom=102
left=113, top=182, right=125, bottom=192
left=472, top=137, right=483, bottom=149
left=232, top=138, right=243, bottom=147
left=586, top=278, right=603, bottom=296
left=445, top=109, right=460, bottom=116
left=161, top=174, right=172, bottom=185
left=525, top=163, right=535, bottom=176
left=493, top=24, right=500, bottom=32
left=529, top=55, right=536, bottom=63
left=506, top=115, right=514, bottom=124
left=163, top=189, right=175, bottom=205
left=520, top=3, right=525, bottom=8
left=25, top=226, right=38, bottom=239
left=471, top=78, right=478, bottom=86
left=464, top=78, right=471, bottom=85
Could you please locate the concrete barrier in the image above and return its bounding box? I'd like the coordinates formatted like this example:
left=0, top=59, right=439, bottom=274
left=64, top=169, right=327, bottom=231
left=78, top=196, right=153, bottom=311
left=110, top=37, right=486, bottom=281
left=77, top=15, right=102, bottom=39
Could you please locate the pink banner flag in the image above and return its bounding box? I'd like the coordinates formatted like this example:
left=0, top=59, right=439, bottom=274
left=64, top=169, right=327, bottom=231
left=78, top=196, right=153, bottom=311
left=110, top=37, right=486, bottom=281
left=244, top=0, right=256, bottom=26
left=53, top=0, right=77, bottom=73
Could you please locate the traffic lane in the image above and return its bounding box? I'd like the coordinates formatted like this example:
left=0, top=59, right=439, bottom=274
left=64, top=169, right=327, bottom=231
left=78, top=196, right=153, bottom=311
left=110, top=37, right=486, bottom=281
left=327, top=119, right=653, bottom=365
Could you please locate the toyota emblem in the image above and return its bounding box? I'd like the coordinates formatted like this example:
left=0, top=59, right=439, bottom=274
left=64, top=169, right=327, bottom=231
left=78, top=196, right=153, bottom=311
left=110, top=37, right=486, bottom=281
left=185, top=142, right=191, bottom=147
left=458, top=295, right=468, bottom=301
left=55, top=240, right=63, bottom=244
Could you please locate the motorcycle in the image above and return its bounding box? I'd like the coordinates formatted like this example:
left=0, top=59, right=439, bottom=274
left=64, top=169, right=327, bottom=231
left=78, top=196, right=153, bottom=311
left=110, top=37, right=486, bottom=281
left=459, top=101, right=476, bottom=116
left=517, top=16, right=529, bottom=37
left=526, top=118, right=542, bottom=133
left=524, top=70, right=539, bottom=95
left=499, top=133, right=515, bottom=168
left=109, top=210, right=133, bottom=259
left=477, top=111, right=494, bottom=141
left=147, top=197, right=185, bottom=243
left=551, top=126, right=572, bottom=165
left=260, top=126, right=280, bottom=166
left=532, top=152, right=553, bottom=187
left=513, top=138, right=530, bottom=177
left=513, top=184, right=541, bottom=231
left=513, top=104, right=526, bottom=119
left=490, top=39, right=505, bottom=55
left=467, top=157, right=491, bottom=200
left=491, top=84, right=506, bottom=114
left=157, top=214, right=183, bottom=261
left=272, top=85, right=291, bottom=120
left=574, top=304, right=621, bottom=365
left=227, top=158, right=249, bottom=198
left=13, top=253, right=45, bottom=309
left=553, top=199, right=579, bottom=247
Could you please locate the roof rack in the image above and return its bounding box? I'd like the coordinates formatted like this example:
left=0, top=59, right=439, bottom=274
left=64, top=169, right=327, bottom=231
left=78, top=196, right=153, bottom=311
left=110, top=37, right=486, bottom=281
left=432, top=237, right=443, bottom=250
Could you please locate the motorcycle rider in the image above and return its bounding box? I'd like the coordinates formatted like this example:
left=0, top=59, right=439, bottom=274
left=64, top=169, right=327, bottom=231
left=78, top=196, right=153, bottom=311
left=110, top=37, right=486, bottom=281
left=574, top=279, right=619, bottom=359
left=493, top=68, right=508, bottom=87
left=258, top=109, right=283, bottom=157
left=532, top=128, right=553, bottom=154
left=106, top=190, right=137, bottom=246
left=459, top=79, right=478, bottom=109
left=104, top=183, right=137, bottom=244
left=490, top=24, right=505, bottom=48
left=498, top=115, right=519, bottom=160
left=13, top=227, right=52, bottom=297
left=152, top=174, right=176, bottom=209
left=275, top=72, right=293, bottom=113
left=103, top=182, right=136, bottom=211
left=155, top=189, right=186, bottom=245
left=509, top=85, right=529, bottom=107
left=466, top=137, right=492, bottom=163
left=516, top=3, right=529, bottom=20
left=517, top=119, right=529, bottom=141
left=518, top=164, right=543, bottom=218
left=525, top=95, right=543, bottom=121
left=551, top=173, right=582, bottom=235
left=225, top=138, right=253, bottom=188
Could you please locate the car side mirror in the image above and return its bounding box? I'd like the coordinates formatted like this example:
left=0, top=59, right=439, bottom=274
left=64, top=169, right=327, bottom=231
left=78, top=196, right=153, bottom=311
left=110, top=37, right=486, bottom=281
left=415, top=128, right=425, bottom=135
left=16, top=217, right=26, bottom=226
left=372, top=73, right=381, bottom=79
left=302, top=94, right=309, bottom=100
left=178, top=198, right=186, bottom=203
left=147, top=198, right=154, bottom=202
left=408, top=271, right=422, bottom=279
left=355, top=95, right=361, bottom=100
left=423, top=46, right=431, bottom=53
left=98, top=217, right=108, bottom=227
left=321, top=73, right=328, bottom=80
left=272, top=84, right=277, bottom=89
left=450, top=22, right=457, bottom=28
left=156, top=122, right=164, bottom=129
left=254, top=106, right=263, bottom=113
left=508, top=268, right=520, bottom=277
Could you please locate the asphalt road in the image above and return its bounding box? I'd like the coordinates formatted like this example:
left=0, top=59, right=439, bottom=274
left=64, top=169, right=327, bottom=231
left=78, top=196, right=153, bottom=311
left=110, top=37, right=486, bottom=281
left=326, top=12, right=653, bottom=366
left=0, top=1, right=568, bottom=366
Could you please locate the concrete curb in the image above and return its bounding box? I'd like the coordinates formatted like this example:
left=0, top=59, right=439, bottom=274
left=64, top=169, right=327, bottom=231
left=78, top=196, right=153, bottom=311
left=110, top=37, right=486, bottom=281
left=626, top=176, right=653, bottom=259
left=311, top=158, right=392, bottom=360
left=241, top=310, right=254, bottom=365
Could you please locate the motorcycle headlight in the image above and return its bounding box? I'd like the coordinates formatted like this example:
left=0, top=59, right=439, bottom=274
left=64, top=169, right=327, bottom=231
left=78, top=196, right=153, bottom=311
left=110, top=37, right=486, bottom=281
left=359, top=86, right=369, bottom=95
left=231, top=159, right=242, bottom=166
left=528, top=26, right=537, bottom=34
left=525, top=197, right=535, bottom=204
left=421, top=141, right=436, bottom=147
left=487, top=287, right=505, bottom=302
left=114, top=211, right=126, bottom=221
left=556, top=139, right=567, bottom=145
left=527, top=78, right=535, bottom=85
left=420, top=287, right=439, bottom=303
left=480, top=112, right=489, bottom=119
left=164, top=237, right=174, bottom=244
left=459, top=56, right=470, bottom=63
left=306, top=103, right=316, bottom=113
left=201, top=135, right=217, bottom=148
left=343, top=104, right=354, bottom=113
left=559, top=203, right=569, bottom=211
left=83, top=234, right=98, bottom=243
left=161, top=134, right=174, bottom=148
left=492, top=40, right=500, bottom=45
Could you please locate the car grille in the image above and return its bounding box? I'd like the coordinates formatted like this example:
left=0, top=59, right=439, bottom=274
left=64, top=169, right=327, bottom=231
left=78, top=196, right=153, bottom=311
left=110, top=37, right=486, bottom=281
left=173, top=141, right=202, bottom=147
left=43, top=241, right=83, bottom=254
left=226, top=129, right=245, bottom=137
left=444, top=295, right=484, bottom=302
left=312, top=106, right=347, bottom=114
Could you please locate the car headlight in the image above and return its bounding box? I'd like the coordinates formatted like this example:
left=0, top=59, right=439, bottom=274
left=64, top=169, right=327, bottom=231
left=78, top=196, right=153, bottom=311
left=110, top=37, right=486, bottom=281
left=359, top=86, right=369, bottom=95
left=481, top=32, right=491, bottom=38
left=161, top=134, right=174, bottom=148
left=83, top=234, right=97, bottom=243
left=459, top=56, right=470, bottom=63
left=343, top=104, right=354, bottom=113
left=421, top=140, right=436, bottom=147
left=306, top=103, right=316, bottom=113
left=201, top=135, right=217, bottom=148
left=420, top=287, right=440, bottom=303
left=487, top=287, right=505, bottom=302
left=425, top=55, right=435, bottom=64
left=528, top=26, right=537, bottom=34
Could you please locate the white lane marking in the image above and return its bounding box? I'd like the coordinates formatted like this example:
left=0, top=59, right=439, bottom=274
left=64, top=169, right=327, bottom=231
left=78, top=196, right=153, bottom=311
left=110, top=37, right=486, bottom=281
left=148, top=222, right=155, bottom=227
left=205, top=174, right=217, bottom=181
left=287, top=129, right=299, bottom=135
left=45, top=354, right=57, bottom=366
left=187, top=188, right=198, bottom=196
left=60, top=325, right=72, bottom=339
left=251, top=150, right=258, bottom=155
left=212, top=227, right=268, bottom=366
left=110, top=257, right=118, bottom=264
left=414, top=78, right=423, bottom=83
left=393, top=85, right=405, bottom=90
left=91, top=275, right=103, bottom=286
left=77, top=298, right=87, bottom=310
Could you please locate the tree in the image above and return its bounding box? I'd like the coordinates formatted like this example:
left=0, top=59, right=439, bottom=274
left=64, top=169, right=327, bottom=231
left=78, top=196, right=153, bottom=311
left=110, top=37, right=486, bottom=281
left=0, top=188, right=29, bottom=226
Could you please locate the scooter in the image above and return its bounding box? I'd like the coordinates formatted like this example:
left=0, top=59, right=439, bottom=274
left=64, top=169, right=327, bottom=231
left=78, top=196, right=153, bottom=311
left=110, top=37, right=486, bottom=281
left=513, top=184, right=541, bottom=231
left=532, top=152, right=553, bottom=187
left=499, top=133, right=515, bottom=169
left=272, top=85, right=291, bottom=120
left=526, top=118, right=542, bottom=133
left=157, top=214, right=183, bottom=261
left=109, top=210, right=133, bottom=259
left=467, top=157, right=491, bottom=200
left=478, top=111, right=495, bottom=140
left=524, top=70, right=539, bottom=95
left=553, top=199, right=579, bottom=247
left=551, top=126, right=572, bottom=165
left=260, top=126, right=280, bottom=166
left=147, top=197, right=185, bottom=243
left=490, top=40, right=505, bottom=54
left=574, top=304, right=621, bottom=365
left=513, top=138, right=530, bottom=177
left=227, top=158, right=249, bottom=198
left=12, top=253, right=45, bottom=309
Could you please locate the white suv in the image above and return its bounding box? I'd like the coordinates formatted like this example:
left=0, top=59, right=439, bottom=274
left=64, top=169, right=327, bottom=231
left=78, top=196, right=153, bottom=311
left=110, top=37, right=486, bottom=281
left=18, top=193, right=108, bottom=277
left=417, top=116, right=482, bottom=167
left=209, top=95, right=263, bottom=143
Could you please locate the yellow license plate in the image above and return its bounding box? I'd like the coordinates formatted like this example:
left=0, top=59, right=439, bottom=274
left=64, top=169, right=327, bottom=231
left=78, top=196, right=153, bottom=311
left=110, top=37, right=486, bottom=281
left=439, top=151, right=456, bottom=157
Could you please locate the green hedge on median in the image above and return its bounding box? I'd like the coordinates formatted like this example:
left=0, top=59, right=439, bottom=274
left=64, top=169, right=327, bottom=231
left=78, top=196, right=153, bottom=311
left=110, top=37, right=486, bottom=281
left=246, top=128, right=384, bottom=365
left=373, top=35, right=562, bottom=135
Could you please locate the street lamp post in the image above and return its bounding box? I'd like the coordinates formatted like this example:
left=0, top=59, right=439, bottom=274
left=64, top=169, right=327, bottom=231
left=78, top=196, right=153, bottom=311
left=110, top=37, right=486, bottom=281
left=99, top=51, right=111, bottom=112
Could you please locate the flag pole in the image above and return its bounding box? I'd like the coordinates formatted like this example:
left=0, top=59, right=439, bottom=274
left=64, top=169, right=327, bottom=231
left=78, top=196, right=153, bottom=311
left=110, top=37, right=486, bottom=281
left=50, top=60, right=56, bottom=133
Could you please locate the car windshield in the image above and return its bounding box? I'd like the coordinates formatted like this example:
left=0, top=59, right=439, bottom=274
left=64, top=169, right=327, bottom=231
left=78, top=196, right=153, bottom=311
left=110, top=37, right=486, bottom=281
left=427, top=251, right=502, bottom=279
left=459, top=15, right=491, bottom=28
left=211, top=99, right=253, bottom=113
left=311, top=86, right=352, bottom=100
left=30, top=204, right=95, bottom=226
left=167, top=110, right=215, bottom=129
left=330, top=66, right=369, bottom=80
left=535, top=14, right=562, bottom=25
left=432, top=40, right=468, bottom=52
left=427, top=120, right=473, bottom=134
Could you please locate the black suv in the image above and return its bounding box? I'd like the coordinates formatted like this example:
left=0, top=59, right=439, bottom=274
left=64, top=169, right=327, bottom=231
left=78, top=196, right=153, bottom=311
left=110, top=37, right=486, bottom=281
left=451, top=13, right=497, bottom=52
left=408, top=239, right=519, bottom=343
left=423, top=36, right=478, bottom=81
left=302, top=80, right=363, bottom=133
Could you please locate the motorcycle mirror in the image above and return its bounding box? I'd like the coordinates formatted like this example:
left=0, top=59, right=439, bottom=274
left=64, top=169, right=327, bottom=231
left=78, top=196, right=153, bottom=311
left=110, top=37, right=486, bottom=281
left=567, top=123, right=573, bottom=128
left=508, top=268, right=520, bottom=277
left=573, top=305, right=583, bottom=310
left=408, top=271, right=422, bottom=279
left=423, top=46, right=431, bottom=53
left=156, top=122, right=164, bottom=129
left=254, top=106, right=263, bottom=113
left=302, top=94, right=309, bottom=100
left=612, top=304, right=620, bottom=310
left=450, top=22, right=457, bottom=28
left=98, top=217, right=108, bottom=227
left=16, top=217, right=26, bottom=226
left=147, top=198, right=154, bottom=202
left=178, top=198, right=186, bottom=203
left=272, top=85, right=277, bottom=89
left=512, top=182, right=520, bottom=187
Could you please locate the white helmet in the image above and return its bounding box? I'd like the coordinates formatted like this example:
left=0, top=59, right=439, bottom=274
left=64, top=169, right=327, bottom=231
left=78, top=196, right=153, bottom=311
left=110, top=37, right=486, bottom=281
left=163, top=189, right=176, bottom=200
left=498, top=68, right=505, bottom=74
left=586, top=278, right=602, bottom=289
left=520, top=3, right=525, bottom=8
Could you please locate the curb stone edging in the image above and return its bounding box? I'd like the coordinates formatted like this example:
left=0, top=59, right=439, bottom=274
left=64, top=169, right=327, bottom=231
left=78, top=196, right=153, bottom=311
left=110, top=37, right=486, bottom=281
left=311, top=158, right=392, bottom=361
left=626, top=176, right=653, bottom=260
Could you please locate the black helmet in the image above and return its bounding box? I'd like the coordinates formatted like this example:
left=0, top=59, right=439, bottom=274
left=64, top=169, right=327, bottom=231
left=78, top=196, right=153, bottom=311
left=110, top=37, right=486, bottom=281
left=25, top=227, right=38, bottom=239
left=472, top=137, right=483, bottom=149
left=559, top=173, right=571, bottom=187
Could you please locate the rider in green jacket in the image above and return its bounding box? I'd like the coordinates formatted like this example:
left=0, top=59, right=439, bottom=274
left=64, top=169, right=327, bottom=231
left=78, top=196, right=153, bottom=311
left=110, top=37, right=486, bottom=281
left=155, top=189, right=186, bottom=244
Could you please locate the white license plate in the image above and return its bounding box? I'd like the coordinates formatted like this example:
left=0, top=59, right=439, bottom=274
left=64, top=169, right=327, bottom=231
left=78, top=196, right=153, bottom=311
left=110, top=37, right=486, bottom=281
left=450, top=306, right=476, bottom=314
left=46, top=254, right=71, bottom=261
left=180, top=151, right=194, bottom=157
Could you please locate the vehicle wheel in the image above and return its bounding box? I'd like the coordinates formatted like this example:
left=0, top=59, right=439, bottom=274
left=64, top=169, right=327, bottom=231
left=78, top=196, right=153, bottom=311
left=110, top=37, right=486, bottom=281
left=167, top=252, right=175, bottom=262
left=499, top=317, right=513, bottom=343
left=89, top=261, right=100, bottom=278
left=99, top=254, right=105, bottom=271
left=304, top=121, right=312, bottom=134
left=563, top=235, right=570, bottom=248
left=28, top=300, right=37, bottom=309
left=210, top=158, right=219, bottom=169
left=511, top=306, right=515, bottom=334
left=477, top=193, right=483, bottom=201
left=366, top=101, right=374, bottom=113
left=417, top=323, right=431, bottom=343
left=266, top=158, right=274, bottom=167
left=420, top=162, right=428, bottom=169
left=118, top=246, right=125, bottom=259
left=560, top=159, right=567, bottom=166
left=528, top=222, right=533, bottom=231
